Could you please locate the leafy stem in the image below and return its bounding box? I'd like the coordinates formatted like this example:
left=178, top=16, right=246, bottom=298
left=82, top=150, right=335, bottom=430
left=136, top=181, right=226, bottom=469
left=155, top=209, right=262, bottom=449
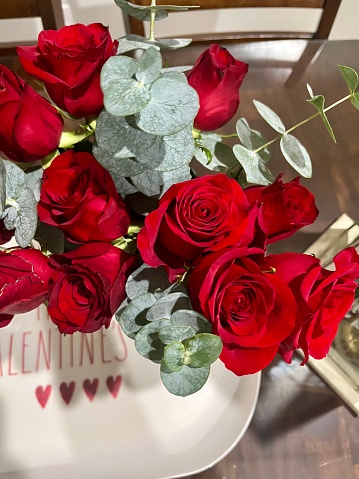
left=221, top=93, right=353, bottom=151
left=253, top=93, right=353, bottom=154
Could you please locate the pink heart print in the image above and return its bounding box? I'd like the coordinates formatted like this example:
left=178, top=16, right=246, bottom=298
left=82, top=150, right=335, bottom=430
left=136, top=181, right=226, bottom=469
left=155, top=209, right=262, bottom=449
left=83, top=378, right=99, bottom=401
left=60, top=381, right=76, bottom=405
left=35, top=385, right=52, bottom=408
left=106, top=375, right=122, bottom=398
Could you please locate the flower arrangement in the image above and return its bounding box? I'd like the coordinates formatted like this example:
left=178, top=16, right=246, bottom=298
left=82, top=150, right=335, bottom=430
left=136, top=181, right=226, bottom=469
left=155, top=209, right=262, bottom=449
left=0, top=0, right=359, bottom=397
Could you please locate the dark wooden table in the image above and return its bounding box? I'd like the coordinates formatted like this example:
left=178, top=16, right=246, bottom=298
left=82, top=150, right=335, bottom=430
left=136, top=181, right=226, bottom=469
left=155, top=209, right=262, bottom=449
left=164, top=39, right=359, bottom=479
left=1, top=39, right=359, bottom=479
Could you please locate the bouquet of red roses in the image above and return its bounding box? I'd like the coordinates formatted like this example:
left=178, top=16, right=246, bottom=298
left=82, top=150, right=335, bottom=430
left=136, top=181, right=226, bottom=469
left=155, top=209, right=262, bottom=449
left=0, top=0, right=358, bottom=396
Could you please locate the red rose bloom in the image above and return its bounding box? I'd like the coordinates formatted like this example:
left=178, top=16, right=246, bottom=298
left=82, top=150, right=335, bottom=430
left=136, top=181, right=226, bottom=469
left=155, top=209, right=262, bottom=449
left=245, top=174, right=319, bottom=245
left=264, top=247, right=359, bottom=363
left=137, top=174, right=250, bottom=282
left=17, top=23, right=118, bottom=118
left=0, top=248, right=52, bottom=328
left=48, top=243, right=137, bottom=334
left=188, top=248, right=297, bottom=375
left=187, top=44, right=248, bottom=131
left=0, top=65, right=63, bottom=163
left=38, top=150, right=130, bottom=243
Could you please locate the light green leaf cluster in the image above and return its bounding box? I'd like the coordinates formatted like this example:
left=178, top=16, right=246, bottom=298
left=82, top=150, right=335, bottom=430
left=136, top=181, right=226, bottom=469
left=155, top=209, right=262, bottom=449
left=232, top=101, right=312, bottom=182
left=0, top=159, right=42, bottom=247
left=95, top=46, right=198, bottom=205
left=116, top=263, right=222, bottom=396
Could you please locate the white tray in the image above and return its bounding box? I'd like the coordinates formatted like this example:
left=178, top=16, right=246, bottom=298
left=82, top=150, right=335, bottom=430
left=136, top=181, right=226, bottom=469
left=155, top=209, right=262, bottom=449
left=0, top=306, right=260, bottom=479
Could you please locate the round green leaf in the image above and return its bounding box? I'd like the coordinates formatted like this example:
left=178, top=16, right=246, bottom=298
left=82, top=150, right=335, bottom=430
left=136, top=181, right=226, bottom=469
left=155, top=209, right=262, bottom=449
left=14, top=187, right=38, bottom=248
left=160, top=363, right=210, bottom=397
left=280, top=134, right=312, bottom=178
left=146, top=292, right=192, bottom=321
left=253, top=100, right=286, bottom=133
left=93, top=146, right=144, bottom=177
left=117, top=292, right=157, bottom=339
left=136, top=126, right=194, bottom=172
left=103, top=78, right=151, bottom=117
left=162, top=342, right=186, bottom=372
left=236, top=118, right=270, bottom=163
left=159, top=325, right=196, bottom=344
left=185, top=333, right=223, bottom=368
left=136, top=47, right=162, bottom=85
left=101, top=56, right=137, bottom=90
left=233, top=144, right=273, bottom=185
left=136, top=76, right=199, bottom=136
left=170, top=309, right=211, bottom=334
left=125, top=263, right=171, bottom=300
left=135, top=319, right=172, bottom=362
left=338, top=65, right=359, bottom=94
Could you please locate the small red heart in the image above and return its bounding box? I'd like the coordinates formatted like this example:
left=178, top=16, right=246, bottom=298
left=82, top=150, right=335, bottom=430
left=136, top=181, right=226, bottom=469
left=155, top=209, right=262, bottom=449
left=35, top=385, right=52, bottom=408
left=106, top=375, right=122, bottom=398
left=83, top=378, right=99, bottom=401
left=60, top=381, right=76, bottom=405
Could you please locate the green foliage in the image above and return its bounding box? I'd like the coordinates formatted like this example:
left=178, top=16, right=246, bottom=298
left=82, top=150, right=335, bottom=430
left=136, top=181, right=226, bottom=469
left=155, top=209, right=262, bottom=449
left=0, top=159, right=40, bottom=247
left=117, top=264, right=222, bottom=396
left=280, top=134, right=312, bottom=178
left=338, top=65, right=359, bottom=94
left=193, top=132, right=240, bottom=176
left=96, top=46, right=198, bottom=203
left=233, top=144, right=273, bottom=185
left=160, top=363, right=210, bottom=396
left=351, top=92, right=359, bottom=111
left=236, top=118, right=270, bottom=163
left=306, top=84, right=336, bottom=142
left=117, top=36, right=193, bottom=54
left=253, top=100, right=285, bottom=133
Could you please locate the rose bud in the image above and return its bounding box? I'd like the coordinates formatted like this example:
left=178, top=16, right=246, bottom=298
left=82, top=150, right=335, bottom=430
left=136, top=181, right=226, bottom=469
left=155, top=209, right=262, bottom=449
left=38, top=150, right=130, bottom=244
left=187, top=44, right=248, bottom=131
left=188, top=247, right=297, bottom=375
left=245, top=174, right=319, bottom=245
left=264, top=247, right=359, bottom=364
left=48, top=243, right=137, bottom=334
left=17, top=23, right=118, bottom=118
left=0, top=248, right=52, bottom=328
left=137, top=174, right=250, bottom=282
left=0, top=65, right=63, bottom=163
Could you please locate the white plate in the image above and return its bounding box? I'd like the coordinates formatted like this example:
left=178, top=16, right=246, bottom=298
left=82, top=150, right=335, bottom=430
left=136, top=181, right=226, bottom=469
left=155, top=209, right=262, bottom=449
left=0, top=307, right=260, bottom=479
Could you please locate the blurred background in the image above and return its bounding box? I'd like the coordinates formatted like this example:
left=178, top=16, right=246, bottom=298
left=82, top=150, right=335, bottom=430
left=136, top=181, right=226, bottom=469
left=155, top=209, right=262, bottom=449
left=0, top=0, right=358, bottom=43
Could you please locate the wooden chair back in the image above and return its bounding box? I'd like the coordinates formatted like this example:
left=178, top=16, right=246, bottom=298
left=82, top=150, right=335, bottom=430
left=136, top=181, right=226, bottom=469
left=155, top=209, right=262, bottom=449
left=0, top=0, right=65, bottom=55
left=124, top=0, right=342, bottom=43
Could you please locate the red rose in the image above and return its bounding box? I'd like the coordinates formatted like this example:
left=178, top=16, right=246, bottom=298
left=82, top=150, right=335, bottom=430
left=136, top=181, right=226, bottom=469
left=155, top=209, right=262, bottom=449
left=245, top=174, right=319, bottom=245
left=188, top=248, right=297, bottom=375
left=137, top=174, right=250, bottom=282
left=187, top=44, right=248, bottom=131
left=38, top=150, right=130, bottom=243
left=264, top=247, right=359, bottom=363
left=48, top=243, right=137, bottom=334
left=0, top=248, right=52, bottom=328
left=17, top=23, right=118, bottom=118
left=0, top=65, right=63, bottom=163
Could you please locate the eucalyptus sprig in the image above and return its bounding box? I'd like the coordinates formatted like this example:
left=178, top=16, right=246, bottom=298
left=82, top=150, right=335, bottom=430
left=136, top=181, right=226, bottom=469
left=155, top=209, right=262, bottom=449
left=116, top=264, right=222, bottom=396
left=230, top=65, right=359, bottom=186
